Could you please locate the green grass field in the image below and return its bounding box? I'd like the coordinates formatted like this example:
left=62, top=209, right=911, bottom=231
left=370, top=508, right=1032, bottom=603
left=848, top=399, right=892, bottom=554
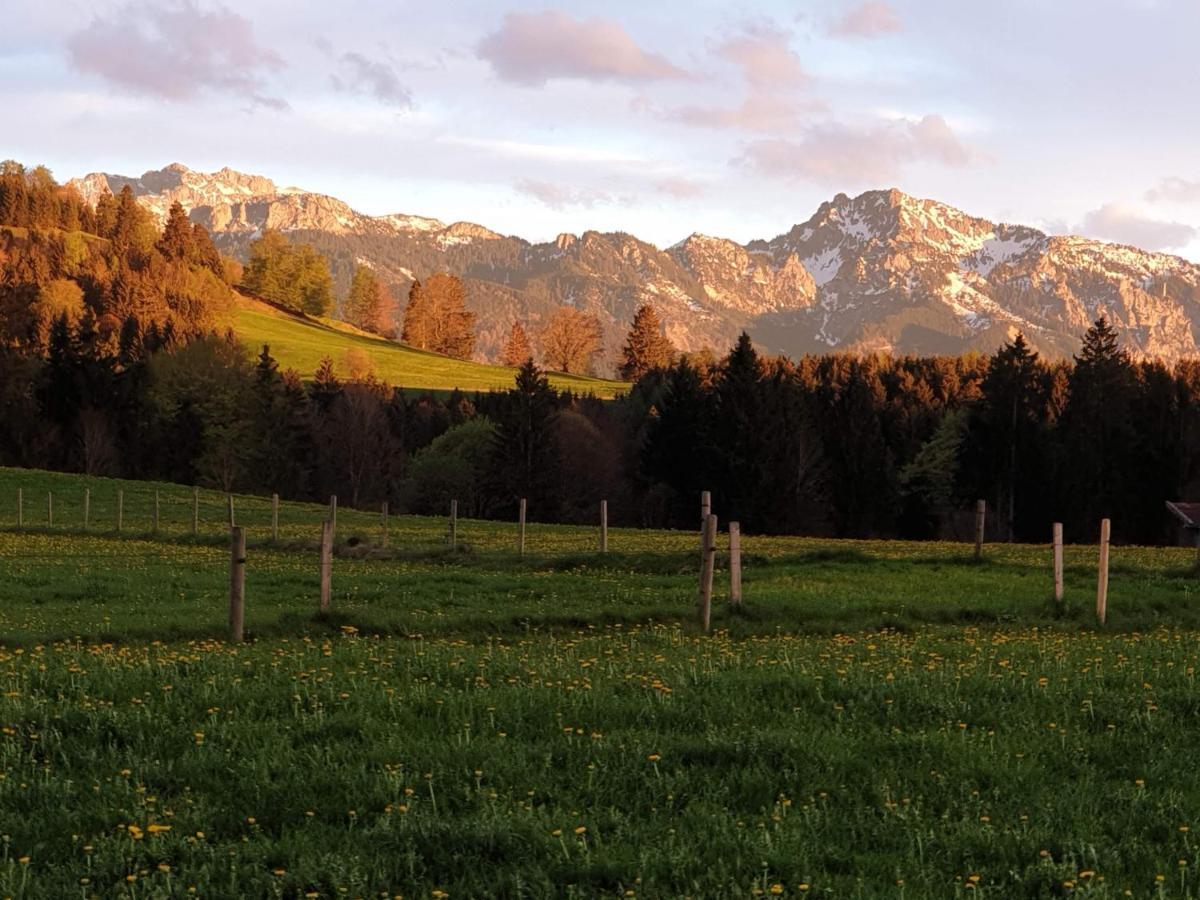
left=233, top=295, right=627, bottom=397
left=3, top=467, right=1200, bottom=898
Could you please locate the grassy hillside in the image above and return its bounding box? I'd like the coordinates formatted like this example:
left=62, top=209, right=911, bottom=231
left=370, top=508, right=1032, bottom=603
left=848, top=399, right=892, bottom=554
left=4, top=467, right=1200, bottom=896
left=233, top=293, right=628, bottom=397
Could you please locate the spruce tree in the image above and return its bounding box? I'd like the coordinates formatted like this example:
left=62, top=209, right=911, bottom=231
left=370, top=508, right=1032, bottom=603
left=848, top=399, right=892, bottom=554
left=500, top=321, right=533, bottom=367
left=619, top=304, right=675, bottom=380
left=487, top=359, right=559, bottom=514
left=157, top=202, right=193, bottom=259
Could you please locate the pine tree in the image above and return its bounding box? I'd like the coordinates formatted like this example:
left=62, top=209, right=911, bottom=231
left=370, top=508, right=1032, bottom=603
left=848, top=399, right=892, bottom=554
left=345, top=266, right=386, bottom=334
left=619, top=304, right=675, bottom=380
left=500, top=321, right=533, bottom=367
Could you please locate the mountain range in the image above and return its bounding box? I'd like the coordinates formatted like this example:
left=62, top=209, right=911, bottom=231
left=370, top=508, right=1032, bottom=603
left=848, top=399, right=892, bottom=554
left=68, top=163, right=1200, bottom=367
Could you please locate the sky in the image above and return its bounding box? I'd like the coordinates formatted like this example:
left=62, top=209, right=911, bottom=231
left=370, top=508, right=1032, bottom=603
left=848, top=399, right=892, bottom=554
left=4, top=0, right=1200, bottom=259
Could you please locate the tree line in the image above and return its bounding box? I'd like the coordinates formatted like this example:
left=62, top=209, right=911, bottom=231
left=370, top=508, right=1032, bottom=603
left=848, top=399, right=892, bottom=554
left=2, top=296, right=1198, bottom=544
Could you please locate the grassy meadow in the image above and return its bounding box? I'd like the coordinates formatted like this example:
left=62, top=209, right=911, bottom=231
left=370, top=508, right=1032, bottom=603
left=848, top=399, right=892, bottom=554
left=3, top=467, right=1200, bottom=897
left=233, top=296, right=627, bottom=397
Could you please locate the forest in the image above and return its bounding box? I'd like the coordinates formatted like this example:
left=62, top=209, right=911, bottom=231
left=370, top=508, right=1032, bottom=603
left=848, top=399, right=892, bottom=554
left=3, top=161, right=1198, bottom=545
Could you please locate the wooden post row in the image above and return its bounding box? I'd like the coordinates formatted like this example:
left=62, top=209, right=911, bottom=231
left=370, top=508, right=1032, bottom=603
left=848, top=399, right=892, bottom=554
left=730, top=521, right=742, bottom=607
left=518, top=498, right=527, bottom=556
left=329, top=495, right=338, bottom=535
left=450, top=499, right=458, bottom=549
left=83, top=488, right=90, bottom=529
left=700, top=490, right=711, bottom=550
left=229, top=527, right=246, bottom=643
left=271, top=494, right=279, bottom=542
left=227, top=494, right=235, bottom=528
left=974, top=499, right=986, bottom=561
left=1053, top=522, right=1064, bottom=603
left=153, top=491, right=160, bottom=534
left=698, top=514, right=718, bottom=632
left=319, top=520, right=333, bottom=612
left=1097, top=518, right=1111, bottom=625
left=600, top=500, right=608, bottom=553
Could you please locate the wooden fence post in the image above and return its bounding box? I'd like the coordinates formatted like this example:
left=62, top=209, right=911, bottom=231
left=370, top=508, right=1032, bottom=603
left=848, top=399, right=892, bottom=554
left=153, top=491, right=160, bottom=535
left=319, top=520, right=333, bottom=612
left=229, top=527, right=246, bottom=643
left=329, top=495, right=338, bottom=535
left=192, top=487, right=199, bottom=536
left=1097, top=518, right=1111, bottom=625
left=974, top=499, right=987, bottom=561
left=271, top=494, right=279, bottom=542
left=730, top=521, right=742, bottom=607
left=117, top=490, right=123, bottom=532
left=1053, top=523, right=1064, bottom=603
left=600, top=500, right=608, bottom=553
left=227, top=494, right=235, bottom=528
left=450, top=499, right=458, bottom=549
left=698, top=514, right=718, bottom=632
left=700, top=490, right=711, bottom=549
left=518, top=498, right=527, bottom=556
left=83, top=488, right=90, bottom=529
left=381, top=501, right=389, bottom=549
left=16, top=488, right=22, bottom=529
left=47, top=492, right=53, bottom=527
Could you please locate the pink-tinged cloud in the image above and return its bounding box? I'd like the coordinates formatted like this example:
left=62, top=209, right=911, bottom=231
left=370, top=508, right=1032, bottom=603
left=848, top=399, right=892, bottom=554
left=829, top=2, right=903, bottom=38
left=671, top=23, right=818, bottom=135
left=477, top=11, right=687, bottom=86
left=67, top=1, right=285, bottom=108
left=515, top=179, right=621, bottom=210
left=1079, top=204, right=1197, bottom=251
left=332, top=52, right=412, bottom=109
left=673, top=94, right=823, bottom=134
left=737, top=115, right=973, bottom=184
left=1146, top=177, right=1200, bottom=204
left=715, top=22, right=809, bottom=91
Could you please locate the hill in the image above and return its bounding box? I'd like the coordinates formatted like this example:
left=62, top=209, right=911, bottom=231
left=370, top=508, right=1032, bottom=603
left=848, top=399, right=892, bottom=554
left=71, top=163, right=1200, bottom=364
left=233, top=292, right=627, bottom=396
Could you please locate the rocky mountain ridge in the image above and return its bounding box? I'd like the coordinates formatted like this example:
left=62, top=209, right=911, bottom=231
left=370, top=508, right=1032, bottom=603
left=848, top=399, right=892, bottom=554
left=67, top=164, right=1200, bottom=366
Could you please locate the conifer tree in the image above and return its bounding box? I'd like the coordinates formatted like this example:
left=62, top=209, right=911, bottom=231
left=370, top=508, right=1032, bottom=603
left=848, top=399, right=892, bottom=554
left=500, top=321, right=533, bottom=367
left=344, top=266, right=386, bottom=334
left=487, top=360, right=560, bottom=514
left=157, top=202, right=193, bottom=259
left=619, top=304, right=675, bottom=380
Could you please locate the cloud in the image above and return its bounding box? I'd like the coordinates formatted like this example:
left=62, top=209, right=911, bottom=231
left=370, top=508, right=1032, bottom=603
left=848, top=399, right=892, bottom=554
left=673, top=95, right=819, bottom=133
left=476, top=11, right=687, bottom=86
left=332, top=52, right=412, bottom=108
left=714, top=22, right=809, bottom=91
left=737, top=115, right=973, bottom=184
left=670, top=23, right=818, bottom=134
left=829, top=2, right=903, bottom=38
left=655, top=177, right=705, bottom=199
left=1146, top=177, right=1200, bottom=204
left=67, top=1, right=285, bottom=108
left=515, top=179, right=626, bottom=210
left=1079, top=203, right=1197, bottom=250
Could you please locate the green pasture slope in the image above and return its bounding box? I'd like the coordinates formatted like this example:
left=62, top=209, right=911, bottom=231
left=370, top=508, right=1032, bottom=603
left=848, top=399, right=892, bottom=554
left=233, top=296, right=627, bottom=397
left=3, top=468, right=1200, bottom=897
